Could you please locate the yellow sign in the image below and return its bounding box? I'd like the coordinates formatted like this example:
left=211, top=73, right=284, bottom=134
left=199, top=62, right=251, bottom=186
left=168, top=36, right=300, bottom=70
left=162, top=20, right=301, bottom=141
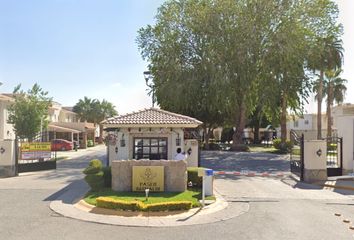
left=21, top=142, right=51, bottom=152
left=132, top=166, right=164, bottom=192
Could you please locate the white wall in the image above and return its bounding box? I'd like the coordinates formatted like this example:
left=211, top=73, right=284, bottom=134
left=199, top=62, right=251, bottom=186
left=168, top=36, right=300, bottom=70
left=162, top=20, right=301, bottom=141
left=0, top=101, right=15, bottom=140
left=303, top=140, right=327, bottom=170
left=108, top=127, right=187, bottom=164
left=336, top=116, right=354, bottom=172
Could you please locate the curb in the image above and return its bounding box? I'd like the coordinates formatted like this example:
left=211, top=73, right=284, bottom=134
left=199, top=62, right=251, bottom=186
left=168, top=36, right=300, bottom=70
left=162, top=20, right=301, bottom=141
left=214, top=171, right=288, bottom=178
left=49, top=183, right=249, bottom=227
left=319, top=183, right=354, bottom=191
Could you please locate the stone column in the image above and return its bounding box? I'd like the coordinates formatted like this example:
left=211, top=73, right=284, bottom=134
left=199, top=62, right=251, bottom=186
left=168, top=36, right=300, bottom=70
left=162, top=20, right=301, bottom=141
left=303, top=140, right=327, bottom=182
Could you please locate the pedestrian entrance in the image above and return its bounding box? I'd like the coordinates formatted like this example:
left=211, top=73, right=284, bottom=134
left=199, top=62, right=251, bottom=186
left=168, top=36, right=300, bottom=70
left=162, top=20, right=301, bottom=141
left=290, top=131, right=304, bottom=181
left=326, top=137, right=343, bottom=177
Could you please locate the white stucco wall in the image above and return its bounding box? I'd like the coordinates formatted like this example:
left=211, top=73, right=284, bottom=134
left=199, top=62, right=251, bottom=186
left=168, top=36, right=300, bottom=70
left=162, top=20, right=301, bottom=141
left=303, top=140, right=327, bottom=170
left=0, top=101, right=15, bottom=140
left=336, top=116, right=354, bottom=172
left=108, top=127, right=188, bottom=164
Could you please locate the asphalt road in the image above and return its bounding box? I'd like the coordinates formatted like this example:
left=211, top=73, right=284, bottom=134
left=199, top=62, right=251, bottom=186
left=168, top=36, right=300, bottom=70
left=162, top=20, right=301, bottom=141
left=1, top=147, right=354, bottom=240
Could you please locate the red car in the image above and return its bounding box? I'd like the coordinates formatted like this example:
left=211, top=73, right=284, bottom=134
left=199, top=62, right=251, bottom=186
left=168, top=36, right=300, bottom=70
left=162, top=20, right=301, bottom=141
left=51, top=139, right=73, bottom=151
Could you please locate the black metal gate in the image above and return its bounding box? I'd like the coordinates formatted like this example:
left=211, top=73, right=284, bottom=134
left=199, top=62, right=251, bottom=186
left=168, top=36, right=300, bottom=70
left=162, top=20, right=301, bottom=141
left=326, top=137, right=343, bottom=177
left=290, top=131, right=304, bottom=181
left=17, top=132, right=57, bottom=173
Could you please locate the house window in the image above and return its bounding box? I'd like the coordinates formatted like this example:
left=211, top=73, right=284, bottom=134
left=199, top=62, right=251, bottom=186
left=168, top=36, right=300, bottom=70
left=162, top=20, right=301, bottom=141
left=304, top=120, right=309, bottom=125
left=133, top=137, right=168, bottom=160
left=294, top=121, right=299, bottom=128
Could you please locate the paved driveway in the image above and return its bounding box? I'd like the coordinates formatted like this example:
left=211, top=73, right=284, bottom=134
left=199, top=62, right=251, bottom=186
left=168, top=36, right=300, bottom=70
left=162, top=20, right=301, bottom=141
left=2, top=146, right=354, bottom=240
left=200, top=151, right=290, bottom=173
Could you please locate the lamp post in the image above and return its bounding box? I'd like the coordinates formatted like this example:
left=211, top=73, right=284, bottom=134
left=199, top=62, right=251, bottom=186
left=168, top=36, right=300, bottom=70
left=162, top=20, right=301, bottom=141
left=143, top=71, right=155, bottom=107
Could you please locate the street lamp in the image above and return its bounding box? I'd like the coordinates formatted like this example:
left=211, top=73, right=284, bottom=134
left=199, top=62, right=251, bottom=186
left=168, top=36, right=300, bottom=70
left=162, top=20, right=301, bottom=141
left=143, top=71, right=155, bottom=107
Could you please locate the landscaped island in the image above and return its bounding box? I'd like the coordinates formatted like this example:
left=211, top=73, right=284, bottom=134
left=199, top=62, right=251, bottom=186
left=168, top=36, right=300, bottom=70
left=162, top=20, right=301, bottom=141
left=83, top=159, right=214, bottom=212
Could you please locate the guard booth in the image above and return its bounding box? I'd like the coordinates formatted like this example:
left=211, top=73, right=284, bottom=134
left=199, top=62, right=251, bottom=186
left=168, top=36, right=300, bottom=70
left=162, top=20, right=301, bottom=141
left=102, top=108, right=202, bottom=167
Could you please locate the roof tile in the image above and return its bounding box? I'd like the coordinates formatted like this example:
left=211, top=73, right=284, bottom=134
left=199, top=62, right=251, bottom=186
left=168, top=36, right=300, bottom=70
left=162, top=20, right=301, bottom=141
left=101, top=108, right=202, bottom=126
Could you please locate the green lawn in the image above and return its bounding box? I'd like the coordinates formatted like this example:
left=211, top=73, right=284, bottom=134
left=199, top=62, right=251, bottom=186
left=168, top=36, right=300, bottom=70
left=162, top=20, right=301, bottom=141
left=84, top=188, right=215, bottom=208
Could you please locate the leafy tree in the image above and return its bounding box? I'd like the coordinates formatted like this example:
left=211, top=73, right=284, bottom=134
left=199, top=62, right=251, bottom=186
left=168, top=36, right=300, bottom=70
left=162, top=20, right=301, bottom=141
left=8, top=84, right=52, bottom=141
left=137, top=0, right=343, bottom=147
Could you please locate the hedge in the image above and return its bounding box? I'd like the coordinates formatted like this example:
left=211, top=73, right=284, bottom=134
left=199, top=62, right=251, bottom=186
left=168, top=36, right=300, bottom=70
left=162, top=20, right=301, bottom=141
left=84, top=171, right=104, bottom=191
left=96, top=197, right=193, bottom=212
left=187, top=167, right=204, bottom=188
left=96, top=197, right=143, bottom=211
left=102, top=166, right=112, bottom=188
left=145, top=201, right=192, bottom=212
left=83, top=159, right=104, bottom=191
left=83, top=159, right=103, bottom=175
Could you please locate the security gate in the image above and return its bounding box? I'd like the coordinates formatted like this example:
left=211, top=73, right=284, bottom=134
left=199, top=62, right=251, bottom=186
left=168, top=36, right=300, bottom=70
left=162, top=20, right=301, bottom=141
left=290, top=131, right=304, bottom=181
left=326, top=137, right=343, bottom=177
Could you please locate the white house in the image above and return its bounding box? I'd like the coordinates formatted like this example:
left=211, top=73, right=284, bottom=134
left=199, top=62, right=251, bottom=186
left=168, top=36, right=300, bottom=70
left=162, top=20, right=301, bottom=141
left=286, top=113, right=328, bottom=140
left=332, top=103, right=354, bottom=174
left=102, top=108, right=202, bottom=167
left=0, top=94, right=15, bottom=140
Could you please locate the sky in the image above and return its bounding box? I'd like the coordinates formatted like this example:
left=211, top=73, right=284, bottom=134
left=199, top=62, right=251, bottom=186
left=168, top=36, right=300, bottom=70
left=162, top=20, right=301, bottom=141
left=0, top=0, right=353, bottom=114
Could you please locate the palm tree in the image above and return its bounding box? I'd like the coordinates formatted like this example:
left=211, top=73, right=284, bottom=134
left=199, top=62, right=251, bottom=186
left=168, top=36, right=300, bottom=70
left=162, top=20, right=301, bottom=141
left=98, top=100, right=118, bottom=142
left=309, top=35, right=343, bottom=139
left=73, top=97, right=118, bottom=142
left=73, top=97, right=98, bottom=123
left=323, top=69, right=347, bottom=137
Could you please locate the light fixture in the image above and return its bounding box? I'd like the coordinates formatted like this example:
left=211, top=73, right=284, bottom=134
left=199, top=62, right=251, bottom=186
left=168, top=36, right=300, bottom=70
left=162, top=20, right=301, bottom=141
left=176, top=134, right=181, bottom=146
left=120, top=133, right=126, bottom=147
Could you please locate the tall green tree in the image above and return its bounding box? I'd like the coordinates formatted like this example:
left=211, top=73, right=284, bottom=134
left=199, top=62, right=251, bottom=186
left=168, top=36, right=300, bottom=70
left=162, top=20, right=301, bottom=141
left=8, top=84, right=52, bottom=141
left=310, top=35, right=344, bottom=139
left=314, top=69, right=347, bottom=137
left=137, top=0, right=343, bottom=147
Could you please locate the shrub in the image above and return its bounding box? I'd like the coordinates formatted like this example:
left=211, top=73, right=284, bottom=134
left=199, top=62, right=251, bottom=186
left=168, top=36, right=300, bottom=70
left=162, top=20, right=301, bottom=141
left=96, top=197, right=192, bottom=212
left=145, top=201, right=192, bottom=212
left=84, top=171, right=104, bottom=191
left=96, top=197, right=143, bottom=211
left=187, top=167, right=204, bottom=188
left=83, top=159, right=104, bottom=191
left=273, top=139, right=293, bottom=153
left=83, top=159, right=102, bottom=175
left=102, top=166, right=112, bottom=188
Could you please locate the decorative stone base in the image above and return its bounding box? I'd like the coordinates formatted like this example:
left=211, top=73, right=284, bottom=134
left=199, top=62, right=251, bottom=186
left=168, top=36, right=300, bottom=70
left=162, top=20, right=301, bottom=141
left=0, top=166, right=16, bottom=178
left=342, top=169, right=353, bottom=175
left=112, top=160, right=187, bottom=192
left=304, top=169, right=327, bottom=183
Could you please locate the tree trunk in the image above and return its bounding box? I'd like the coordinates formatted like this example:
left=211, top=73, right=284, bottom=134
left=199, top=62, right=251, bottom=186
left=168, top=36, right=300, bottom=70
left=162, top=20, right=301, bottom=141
left=203, top=126, right=210, bottom=150
left=327, top=81, right=333, bottom=138
left=254, top=123, right=260, bottom=144
left=280, top=93, right=287, bottom=143
left=317, top=70, right=324, bottom=140
left=232, top=101, right=246, bottom=147
left=99, top=123, right=104, bottom=144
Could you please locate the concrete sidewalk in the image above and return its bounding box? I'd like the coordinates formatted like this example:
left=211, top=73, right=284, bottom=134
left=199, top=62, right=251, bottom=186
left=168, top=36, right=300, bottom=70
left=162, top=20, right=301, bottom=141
left=49, top=181, right=249, bottom=227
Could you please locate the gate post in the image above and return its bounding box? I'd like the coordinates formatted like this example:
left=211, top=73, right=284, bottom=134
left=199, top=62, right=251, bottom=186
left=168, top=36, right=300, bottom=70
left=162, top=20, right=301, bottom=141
left=303, top=140, right=327, bottom=183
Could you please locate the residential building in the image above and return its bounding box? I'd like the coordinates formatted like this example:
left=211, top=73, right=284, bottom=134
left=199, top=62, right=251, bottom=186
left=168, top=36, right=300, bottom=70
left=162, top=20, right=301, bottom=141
left=286, top=113, right=328, bottom=140
left=0, top=94, right=97, bottom=148
left=0, top=94, right=15, bottom=140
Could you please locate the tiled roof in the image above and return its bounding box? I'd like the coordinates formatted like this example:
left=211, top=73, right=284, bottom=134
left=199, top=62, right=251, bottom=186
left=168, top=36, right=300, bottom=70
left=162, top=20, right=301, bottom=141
left=101, top=108, right=202, bottom=127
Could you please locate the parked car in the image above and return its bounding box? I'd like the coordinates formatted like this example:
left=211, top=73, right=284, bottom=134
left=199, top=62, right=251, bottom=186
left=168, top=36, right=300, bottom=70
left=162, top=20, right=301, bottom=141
left=51, top=139, right=73, bottom=151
